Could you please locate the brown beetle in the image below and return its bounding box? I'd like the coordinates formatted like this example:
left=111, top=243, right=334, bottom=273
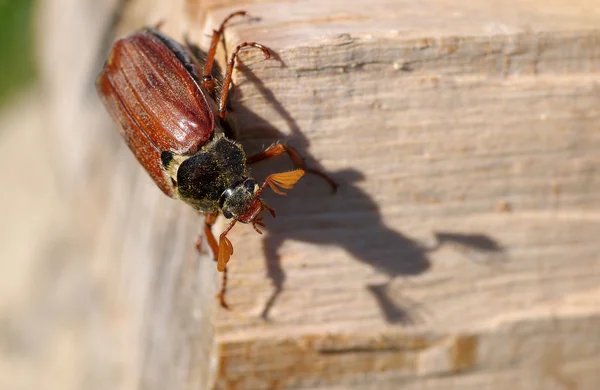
left=96, top=11, right=334, bottom=308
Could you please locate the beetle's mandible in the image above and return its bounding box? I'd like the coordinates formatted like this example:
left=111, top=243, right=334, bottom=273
left=96, top=11, right=335, bottom=309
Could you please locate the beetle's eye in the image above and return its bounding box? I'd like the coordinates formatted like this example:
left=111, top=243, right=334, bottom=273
left=223, top=210, right=233, bottom=219
left=244, top=179, right=257, bottom=194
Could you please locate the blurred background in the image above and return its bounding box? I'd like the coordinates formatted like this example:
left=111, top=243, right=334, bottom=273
left=0, top=1, right=117, bottom=388
left=0, top=0, right=62, bottom=388
left=1, top=1, right=212, bottom=388
left=0, top=0, right=36, bottom=106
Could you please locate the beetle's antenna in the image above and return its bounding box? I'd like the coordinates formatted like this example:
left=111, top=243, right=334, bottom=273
left=257, top=169, right=305, bottom=196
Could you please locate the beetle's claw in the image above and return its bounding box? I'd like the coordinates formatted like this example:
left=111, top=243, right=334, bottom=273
left=252, top=217, right=265, bottom=234
left=217, top=292, right=230, bottom=310
left=262, top=203, right=276, bottom=218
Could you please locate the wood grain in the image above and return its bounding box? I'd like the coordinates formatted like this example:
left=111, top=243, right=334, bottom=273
left=199, top=0, right=600, bottom=388
left=26, top=0, right=600, bottom=389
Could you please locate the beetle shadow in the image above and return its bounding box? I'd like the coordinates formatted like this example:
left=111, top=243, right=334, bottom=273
left=231, top=62, right=504, bottom=324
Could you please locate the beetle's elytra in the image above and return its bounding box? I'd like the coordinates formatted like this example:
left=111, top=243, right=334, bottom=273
left=96, top=11, right=335, bottom=309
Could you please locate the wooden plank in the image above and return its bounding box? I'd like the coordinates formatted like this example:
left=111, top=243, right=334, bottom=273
left=197, top=1, right=600, bottom=388
left=31, top=0, right=600, bottom=389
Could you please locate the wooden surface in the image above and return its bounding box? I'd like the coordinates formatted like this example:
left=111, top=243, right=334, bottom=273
left=203, top=1, right=600, bottom=388
left=4, top=0, right=598, bottom=389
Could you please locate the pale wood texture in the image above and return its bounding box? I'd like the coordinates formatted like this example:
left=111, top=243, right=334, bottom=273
left=14, top=0, right=599, bottom=389
left=202, top=1, right=600, bottom=388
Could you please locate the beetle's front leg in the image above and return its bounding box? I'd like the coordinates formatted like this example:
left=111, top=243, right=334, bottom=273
left=247, top=144, right=338, bottom=192
left=198, top=213, right=219, bottom=256
left=202, top=11, right=248, bottom=94
left=197, top=213, right=231, bottom=310
left=219, top=42, right=270, bottom=119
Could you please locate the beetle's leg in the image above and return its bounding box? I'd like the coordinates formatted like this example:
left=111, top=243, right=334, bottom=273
left=215, top=220, right=238, bottom=309
left=247, top=144, right=338, bottom=193
left=203, top=10, right=248, bottom=93
left=197, top=213, right=219, bottom=256
left=216, top=220, right=237, bottom=271
left=219, top=42, right=270, bottom=119
left=197, top=213, right=232, bottom=310
left=153, top=20, right=166, bottom=30
left=217, top=272, right=229, bottom=309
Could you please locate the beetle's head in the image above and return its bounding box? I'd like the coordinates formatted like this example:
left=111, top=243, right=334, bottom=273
left=220, top=178, right=274, bottom=226
left=219, top=170, right=305, bottom=236
left=213, top=170, right=304, bottom=272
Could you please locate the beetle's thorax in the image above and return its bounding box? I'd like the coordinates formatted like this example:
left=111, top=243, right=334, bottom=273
left=173, top=134, right=251, bottom=214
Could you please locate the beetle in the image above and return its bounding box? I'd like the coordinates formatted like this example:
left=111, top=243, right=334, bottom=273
left=96, top=11, right=335, bottom=308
